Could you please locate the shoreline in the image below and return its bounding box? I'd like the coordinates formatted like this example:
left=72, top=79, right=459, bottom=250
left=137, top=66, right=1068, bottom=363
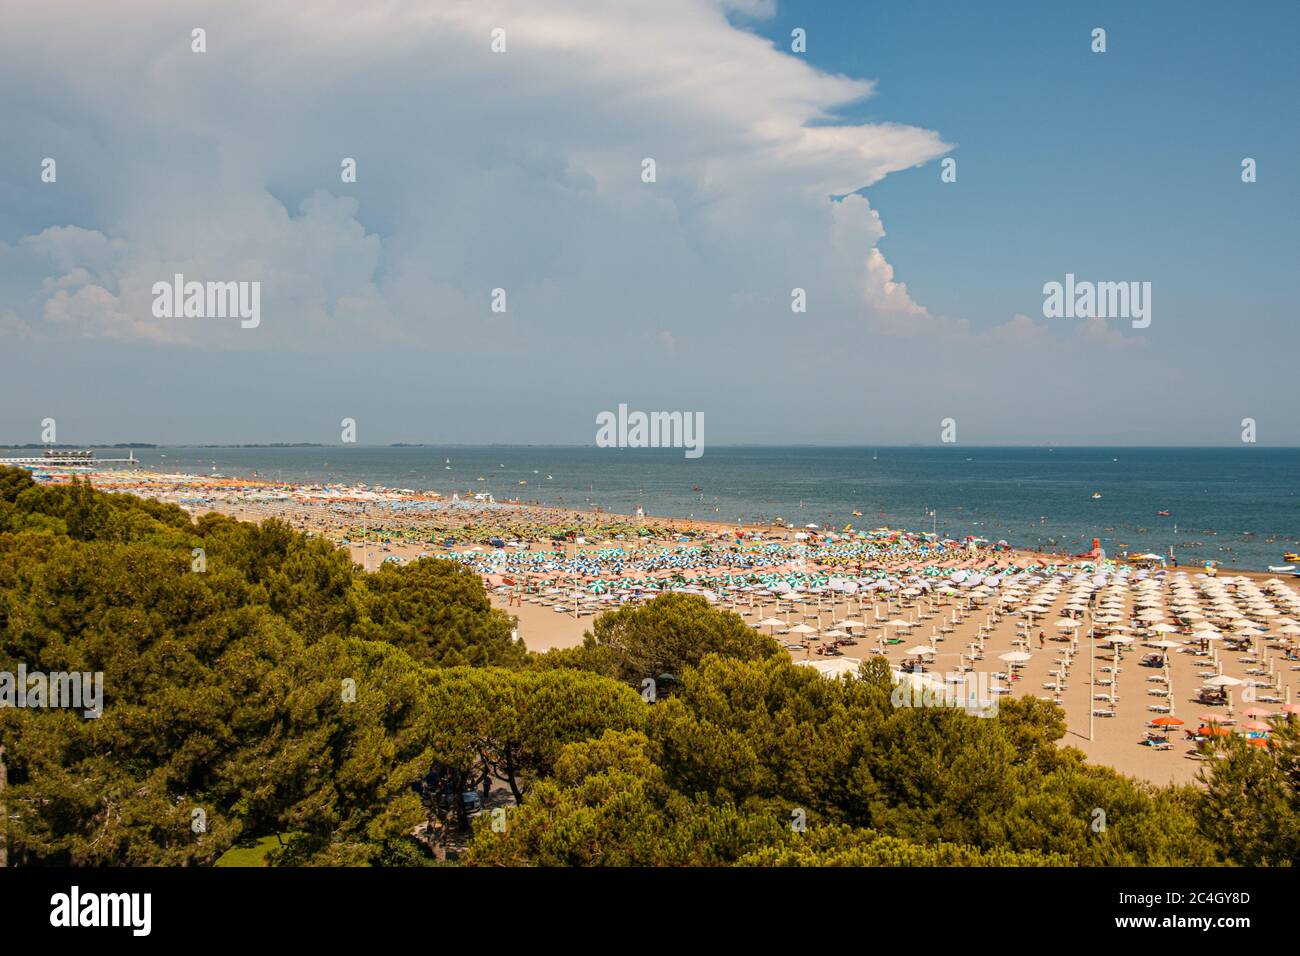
left=17, top=462, right=1292, bottom=575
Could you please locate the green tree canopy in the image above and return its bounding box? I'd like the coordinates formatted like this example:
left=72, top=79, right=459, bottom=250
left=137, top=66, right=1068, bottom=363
left=561, top=592, right=781, bottom=688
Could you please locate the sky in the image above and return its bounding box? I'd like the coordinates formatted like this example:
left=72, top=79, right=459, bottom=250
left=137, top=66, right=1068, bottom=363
left=1, top=0, right=1295, bottom=446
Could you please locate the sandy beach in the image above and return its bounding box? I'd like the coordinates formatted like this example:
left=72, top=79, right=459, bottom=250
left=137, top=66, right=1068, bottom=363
left=487, top=570, right=1293, bottom=782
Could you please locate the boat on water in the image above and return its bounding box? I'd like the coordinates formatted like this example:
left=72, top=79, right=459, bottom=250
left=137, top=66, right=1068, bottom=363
left=852, top=510, right=863, bottom=517
left=1285, top=552, right=1300, bottom=563
left=1156, top=510, right=1170, bottom=517
left=1091, top=492, right=1102, bottom=500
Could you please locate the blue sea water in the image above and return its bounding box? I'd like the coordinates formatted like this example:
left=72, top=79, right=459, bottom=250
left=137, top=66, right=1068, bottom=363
left=14, top=446, right=1300, bottom=571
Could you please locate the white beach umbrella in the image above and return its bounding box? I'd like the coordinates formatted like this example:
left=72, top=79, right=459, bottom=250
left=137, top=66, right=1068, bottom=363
left=1203, top=675, right=1243, bottom=687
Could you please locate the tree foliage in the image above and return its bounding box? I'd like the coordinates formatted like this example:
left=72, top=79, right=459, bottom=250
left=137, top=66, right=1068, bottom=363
left=558, top=592, right=781, bottom=688
left=0, top=471, right=529, bottom=865
left=1197, top=719, right=1300, bottom=866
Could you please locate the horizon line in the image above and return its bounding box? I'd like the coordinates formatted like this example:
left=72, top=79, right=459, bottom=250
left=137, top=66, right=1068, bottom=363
left=3, top=442, right=1298, bottom=451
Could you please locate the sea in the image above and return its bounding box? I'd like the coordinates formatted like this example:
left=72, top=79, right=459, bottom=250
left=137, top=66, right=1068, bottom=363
left=9, top=446, right=1299, bottom=572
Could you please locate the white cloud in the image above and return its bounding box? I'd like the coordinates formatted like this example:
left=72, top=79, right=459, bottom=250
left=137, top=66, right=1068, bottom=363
left=1076, top=315, right=1147, bottom=350
left=0, top=0, right=953, bottom=356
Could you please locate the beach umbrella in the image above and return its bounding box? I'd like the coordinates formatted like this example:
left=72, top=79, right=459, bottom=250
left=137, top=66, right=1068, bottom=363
left=905, top=645, right=937, bottom=656
left=1204, top=675, right=1243, bottom=687
left=1151, top=716, right=1184, bottom=727
left=999, top=651, right=1032, bottom=663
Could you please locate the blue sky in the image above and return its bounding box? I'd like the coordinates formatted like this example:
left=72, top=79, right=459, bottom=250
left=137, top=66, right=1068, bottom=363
left=0, top=0, right=1295, bottom=446
left=744, top=1, right=1298, bottom=332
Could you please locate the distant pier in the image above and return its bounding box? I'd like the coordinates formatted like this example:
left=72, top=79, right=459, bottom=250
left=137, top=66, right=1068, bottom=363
left=0, top=450, right=138, bottom=466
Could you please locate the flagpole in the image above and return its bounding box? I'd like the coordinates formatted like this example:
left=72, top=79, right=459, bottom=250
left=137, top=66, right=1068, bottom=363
left=1089, top=617, right=1096, bottom=741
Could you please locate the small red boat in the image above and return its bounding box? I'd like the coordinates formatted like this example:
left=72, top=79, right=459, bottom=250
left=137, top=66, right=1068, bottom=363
left=1156, top=511, right=1170, bottom=517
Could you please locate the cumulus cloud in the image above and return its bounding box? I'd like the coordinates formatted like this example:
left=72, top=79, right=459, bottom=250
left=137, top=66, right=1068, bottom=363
left=1076, top=315, right=1147, bottom=350
left=0, top=0, right=955, bottom=353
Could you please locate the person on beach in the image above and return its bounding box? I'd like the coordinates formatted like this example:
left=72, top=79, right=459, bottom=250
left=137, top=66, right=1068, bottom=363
left=1038, top=630, right=1045, bottom=649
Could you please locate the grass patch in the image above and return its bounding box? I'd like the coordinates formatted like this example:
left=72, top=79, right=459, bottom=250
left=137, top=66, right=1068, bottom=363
left=215, top=834, right=288, bottom=867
